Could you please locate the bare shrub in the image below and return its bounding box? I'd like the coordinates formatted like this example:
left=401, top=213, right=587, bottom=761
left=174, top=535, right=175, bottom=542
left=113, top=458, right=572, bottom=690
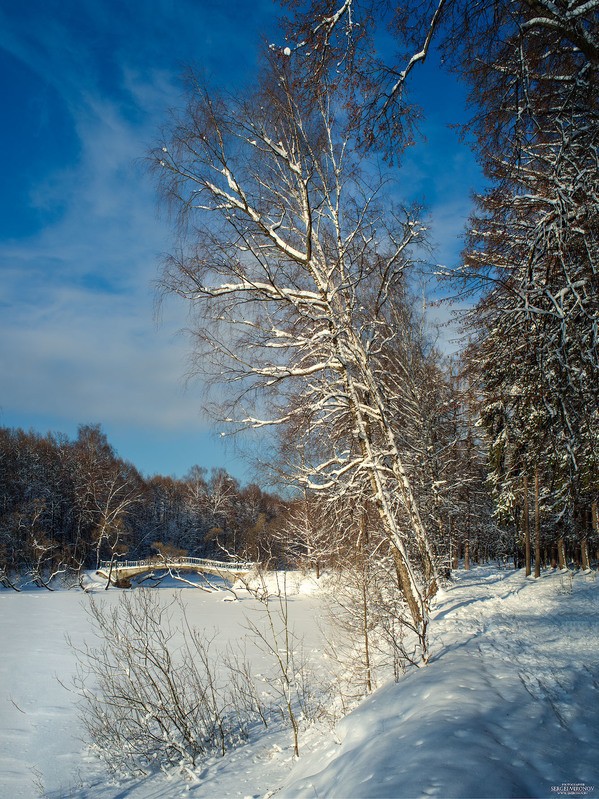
left=68, top=589, right=263, bottom=776
left=323, top=552, right=424, bottom=710
left=242, top=572, right=332, bottom=756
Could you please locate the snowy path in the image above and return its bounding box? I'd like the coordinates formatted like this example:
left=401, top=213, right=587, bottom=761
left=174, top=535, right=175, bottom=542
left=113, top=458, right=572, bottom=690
left=280, top=567, right=599, bottom=799
left=433, top=569, right=598, bottom=795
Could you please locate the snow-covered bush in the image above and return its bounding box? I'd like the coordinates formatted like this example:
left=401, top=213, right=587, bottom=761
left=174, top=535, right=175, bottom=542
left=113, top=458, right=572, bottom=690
left=68, top=590, right=265, bottom=776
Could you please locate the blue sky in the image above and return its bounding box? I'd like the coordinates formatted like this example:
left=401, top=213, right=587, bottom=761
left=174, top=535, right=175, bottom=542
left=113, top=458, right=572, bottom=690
left=0, top=0, right=482, bottom=482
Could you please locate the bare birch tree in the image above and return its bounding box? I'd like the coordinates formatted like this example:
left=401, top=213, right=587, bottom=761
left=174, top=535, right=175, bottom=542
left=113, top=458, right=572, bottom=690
left=154, top=56, right=438, bottom=655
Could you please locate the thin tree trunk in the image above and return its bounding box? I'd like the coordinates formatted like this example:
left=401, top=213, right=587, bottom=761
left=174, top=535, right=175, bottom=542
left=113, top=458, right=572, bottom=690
left=463, top=505, right=471, bottom=571
left=523, top=474, right=531, bottom=576
left=557, top=537, right=567, bottom=570
left=361, top=565, right=372, bottom=693
left=358, top=511, right=372, bottom=693
left=449, top=515, right=459, bottom=570
left=105, top=551, right=117, bottom=590
left=393, top=549, right=424, bottom=628
left=581, top=537, right=590, bottom=571
left=592, top=502, right=598, bottom=569
left=534, top=466, right=541, bottom=578
left=580, top=506, right=590, bottom=571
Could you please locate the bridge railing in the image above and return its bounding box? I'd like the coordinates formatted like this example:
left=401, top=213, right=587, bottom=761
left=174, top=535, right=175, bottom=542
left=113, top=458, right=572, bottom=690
left=98, top=557, right=258, bottom=573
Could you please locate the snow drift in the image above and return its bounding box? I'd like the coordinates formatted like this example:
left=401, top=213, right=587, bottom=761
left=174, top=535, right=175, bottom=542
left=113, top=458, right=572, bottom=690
left=280, top=567, right=599, bottom=799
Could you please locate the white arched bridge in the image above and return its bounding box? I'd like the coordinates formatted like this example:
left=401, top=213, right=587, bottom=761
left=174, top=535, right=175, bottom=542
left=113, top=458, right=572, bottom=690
left=97, top=556, right=258, bottom=585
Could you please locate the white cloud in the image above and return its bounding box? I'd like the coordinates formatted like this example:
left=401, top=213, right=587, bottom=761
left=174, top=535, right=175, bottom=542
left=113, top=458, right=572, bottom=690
left=0, top=0, right=282, bottom=480
left=0, top=9, right=208, bottom=436
left=0, top=259, right=205, bottom=427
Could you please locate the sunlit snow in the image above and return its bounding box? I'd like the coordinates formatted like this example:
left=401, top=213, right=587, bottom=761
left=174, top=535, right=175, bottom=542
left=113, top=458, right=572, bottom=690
left=1, top=566, right=597, bottom=798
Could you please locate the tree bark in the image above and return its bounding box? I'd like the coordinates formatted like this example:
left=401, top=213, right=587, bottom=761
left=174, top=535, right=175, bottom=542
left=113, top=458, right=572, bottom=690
left=592, top=502, right=599, bottom=569
left=523, top=474, right=531, bottom=576
left=581, top=537, right=590, bottom=572
left=580, top=506, right=592, bottom=571
left=534, top=466, right=541, bottom=578
left=557, top=537, right=567, bottom=570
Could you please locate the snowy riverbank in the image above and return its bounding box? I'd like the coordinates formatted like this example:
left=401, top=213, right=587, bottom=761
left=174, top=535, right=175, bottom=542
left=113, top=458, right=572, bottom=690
left=1, top=566, right=597, bottom=799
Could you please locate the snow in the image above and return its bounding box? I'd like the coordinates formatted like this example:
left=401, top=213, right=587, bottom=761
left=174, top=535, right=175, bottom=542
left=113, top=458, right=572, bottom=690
left=1, top=566, right=598, bottom=799
left=281, top=567, right=599, bottom=799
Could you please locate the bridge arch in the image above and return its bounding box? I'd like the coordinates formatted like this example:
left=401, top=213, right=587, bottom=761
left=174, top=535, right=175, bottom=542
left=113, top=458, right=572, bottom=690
left=96, top=556, right=257, bottom=586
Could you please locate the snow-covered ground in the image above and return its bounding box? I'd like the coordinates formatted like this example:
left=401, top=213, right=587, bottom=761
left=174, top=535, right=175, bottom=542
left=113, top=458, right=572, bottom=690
left=1, top=566, right=597, bottom=799
left=281, top=567, right=599, bottom=799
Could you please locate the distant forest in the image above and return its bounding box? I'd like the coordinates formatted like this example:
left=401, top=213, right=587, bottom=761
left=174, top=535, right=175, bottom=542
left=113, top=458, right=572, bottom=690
left=2, top=409, right=597, bottom=594
left=0, top=424, right=284, bottom=589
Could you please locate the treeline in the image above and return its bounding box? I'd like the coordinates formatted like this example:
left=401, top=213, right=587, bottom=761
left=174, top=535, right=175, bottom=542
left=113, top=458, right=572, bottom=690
left=0, top=424, right=284, bottom=588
